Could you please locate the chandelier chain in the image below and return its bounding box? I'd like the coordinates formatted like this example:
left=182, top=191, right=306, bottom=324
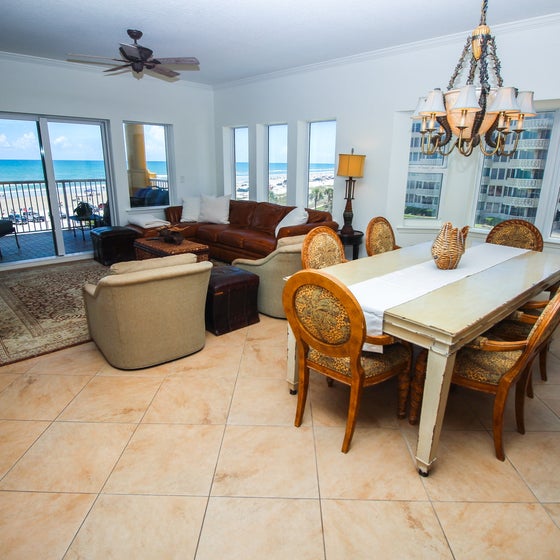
left=448, top=38, right=471, bottom=90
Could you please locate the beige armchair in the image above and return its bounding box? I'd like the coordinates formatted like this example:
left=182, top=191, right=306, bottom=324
left=232, top=235, right=305, bottom=318
left=83, top=254, right=212, bottom=369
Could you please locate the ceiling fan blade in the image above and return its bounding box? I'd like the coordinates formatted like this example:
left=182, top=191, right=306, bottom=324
left=149, top=65, right=180, bottom=78
left=68, top=53, right=116, bottom=61
left=104, top=63, right=132, bottom=73
left=154, top=57, right=200, bottom=66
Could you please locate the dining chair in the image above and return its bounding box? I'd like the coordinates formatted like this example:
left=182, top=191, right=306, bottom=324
left=408, top=289, right=560, bottom=461
left=0, top=219, right=20, bottom=259
left=483, top=301, right=549, bottom=398
left=282, top=269, right=412, bottom=453
left=485, top=217, right=551, bottom=384
left=365, top=216, right=400, bottom=256
left=485, top=219, right=543, bottom=252
left=301, top=226, right=347, bottom=269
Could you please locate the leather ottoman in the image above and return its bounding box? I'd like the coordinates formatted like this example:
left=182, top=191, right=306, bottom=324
left=90, top=226, right=139, bottom=266
left=205, top=266, right=260, bottom=335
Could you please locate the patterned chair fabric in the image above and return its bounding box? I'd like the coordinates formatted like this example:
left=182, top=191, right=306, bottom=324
left=485, top=219, right=543, bottom=252
left=365, top=216, right=400, bottom=256
left=283, top=269, right=412, bottom=453
left=408, top=289, right=560, bottom=461
left=301, top=226, right=347, bottom=269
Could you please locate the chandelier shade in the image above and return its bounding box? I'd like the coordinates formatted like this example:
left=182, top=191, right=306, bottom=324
left=413, top=0, right=536, bottom=158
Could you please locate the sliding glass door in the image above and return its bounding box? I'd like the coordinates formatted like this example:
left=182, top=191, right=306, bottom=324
left=0, top=114, right=113, bottom=263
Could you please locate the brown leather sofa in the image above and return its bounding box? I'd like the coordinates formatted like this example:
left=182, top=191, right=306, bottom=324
left=129, top=200, right=338, bottom=263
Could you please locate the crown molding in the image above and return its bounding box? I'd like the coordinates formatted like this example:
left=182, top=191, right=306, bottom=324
left=214, top=13, right=560, bottom=90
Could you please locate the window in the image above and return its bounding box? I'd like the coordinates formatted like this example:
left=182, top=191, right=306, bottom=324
left=404, top=120, right=447, bottom=219
left=234, top=127, right=249, bottom=200
left=474, top=111, right=555, bottom=229
left=123, top=122, right=171, bottom=207
left=267, top=124, right=288, bottom=205
left=308, top=120, right=336, bottom=213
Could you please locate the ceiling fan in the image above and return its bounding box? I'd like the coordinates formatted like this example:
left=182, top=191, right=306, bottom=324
left=69, top=29, right=200, bottom=79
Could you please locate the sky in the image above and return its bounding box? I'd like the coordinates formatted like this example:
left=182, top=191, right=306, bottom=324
left=1, top=117, right=335, bottom=165
left=0, top=119, right=166, bottom=161
left=235, top=120, right=336, bottom=164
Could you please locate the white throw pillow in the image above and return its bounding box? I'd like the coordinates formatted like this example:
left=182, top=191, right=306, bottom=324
left=128, top=214, right=170, bottom=228
left=180, top=196, right=201, bottom=222
left=275, top=207, right=309, bottom=237
left=198, top=195, right=231, bottom=224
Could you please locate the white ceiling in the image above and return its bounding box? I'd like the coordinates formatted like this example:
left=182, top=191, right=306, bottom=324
left=1, top=0, right=559, bottom=86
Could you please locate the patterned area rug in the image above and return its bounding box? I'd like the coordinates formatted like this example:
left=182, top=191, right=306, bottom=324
left=0, top=260, right=108, bottom=366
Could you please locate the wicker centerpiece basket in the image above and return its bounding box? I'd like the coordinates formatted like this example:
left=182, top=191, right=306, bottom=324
left=431, top=222, right=469, bottom=270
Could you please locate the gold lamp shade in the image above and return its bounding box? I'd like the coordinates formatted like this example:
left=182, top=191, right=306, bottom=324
left=337, top=154, right=365, bottom=178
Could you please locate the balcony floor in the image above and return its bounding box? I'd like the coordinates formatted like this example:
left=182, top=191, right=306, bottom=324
left=0, top=228, right=95, bottom=265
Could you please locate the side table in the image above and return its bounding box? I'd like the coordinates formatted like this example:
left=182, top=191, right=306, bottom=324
left=337, top=230, right=364, bottom=260
left=134, top=237, right=210, bottom=262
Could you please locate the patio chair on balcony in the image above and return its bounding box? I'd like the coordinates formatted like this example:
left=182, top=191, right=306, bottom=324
left=0, top=219, right=20, bottom=259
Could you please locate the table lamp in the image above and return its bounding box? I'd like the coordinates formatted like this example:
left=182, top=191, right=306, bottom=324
left=337, top=150, right=366, bottom=235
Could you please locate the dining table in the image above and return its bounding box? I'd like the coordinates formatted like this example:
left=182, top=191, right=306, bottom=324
left=285, top=241, right=560, bottom=475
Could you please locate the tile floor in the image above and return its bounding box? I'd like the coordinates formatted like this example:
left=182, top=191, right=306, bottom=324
left=0, top=315, right=559, bottom=559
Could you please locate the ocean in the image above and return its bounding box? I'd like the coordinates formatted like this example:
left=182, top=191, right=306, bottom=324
left=0, top=160, right=168, bottom=181
left=236, top=162, right=334, bottom=183
left=0, top=159, right=331, bottom=183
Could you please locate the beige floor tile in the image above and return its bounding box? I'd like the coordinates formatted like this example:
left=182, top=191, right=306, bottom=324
left=143, top=375, right=235, bottom=424
left=420, top=431, right=536, bottom=502
left=506, top=432, right=560, bottom=502
left=202, top=329, right=247, bottom=354
left=227, top=377, right=302, bottom=426
left=315, top=426, right=427, bottom=500
left=434, top=502, right=560, bottom=559
left=0, top=373, right=19, bottom=391
left=25, top=342, right=106, bottom=375
left=245, top=315, right=288, bottom=342
left=438, top=386, right=490, bottom=431
left=543, top=503, right=560, bottom=528
left=0, top=374, right=91, bottom=420
left=0, top=359, right=39, bottom=374
left=322, top=499, right=453, bottom=559
left=103, top=423, right=223, bottom=495
left=166, top=340, right=244, bottom=380
left=238, top=339, right=287, bottom=378
left=168, top=357, right=241, bottom=380
left=498, top=390, right=560, bottom=432
left=196, top=496, right=324, bottom=560
left=0, top=419, right=50, bottom=477
left=308, top=374, right=401, bottom=429
left=212, top=425, right=318, bottom=498
left=65, top=494, right=207, bottom=559
left=58, top=375, right=163, bottom=422
left=0, top=421, right=135, bottom=493
left=0, top=491, right=95, bottom=560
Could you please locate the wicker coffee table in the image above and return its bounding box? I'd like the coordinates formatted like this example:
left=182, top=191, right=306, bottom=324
left=134, top=237, right=209, bottom=261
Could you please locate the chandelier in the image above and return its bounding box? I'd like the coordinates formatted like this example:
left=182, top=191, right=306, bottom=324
left=413, top=0, right=536, bottom=158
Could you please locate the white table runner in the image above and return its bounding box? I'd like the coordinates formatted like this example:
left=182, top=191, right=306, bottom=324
left=349, top=242, right=528, bottom=350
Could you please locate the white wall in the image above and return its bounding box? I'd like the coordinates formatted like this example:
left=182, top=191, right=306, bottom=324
left=2, top=15, right=560, bottom=243
left=213, top=15, right=560, bottom=251
left=0, top=53, right=216, bottom=226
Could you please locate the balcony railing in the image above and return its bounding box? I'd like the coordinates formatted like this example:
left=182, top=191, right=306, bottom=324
left=0, top=178, right=168, bottom=234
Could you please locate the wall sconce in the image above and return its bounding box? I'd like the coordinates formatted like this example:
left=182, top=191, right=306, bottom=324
left=337, top=150, right=366, bottom=235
